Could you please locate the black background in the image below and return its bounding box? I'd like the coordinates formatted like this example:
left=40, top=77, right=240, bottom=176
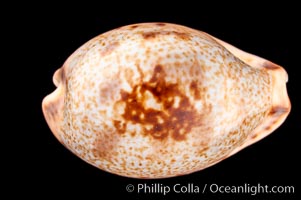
left=11, top=3, right=299, bottom=200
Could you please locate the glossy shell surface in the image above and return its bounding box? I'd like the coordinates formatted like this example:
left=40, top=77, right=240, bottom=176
left=42, top=23, right=290, bottom=178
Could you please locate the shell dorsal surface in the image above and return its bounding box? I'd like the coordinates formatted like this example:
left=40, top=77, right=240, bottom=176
left=42, top=23, right=290, bottom=178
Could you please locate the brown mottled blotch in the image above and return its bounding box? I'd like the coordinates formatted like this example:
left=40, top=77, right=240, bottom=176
left=114, top=65, right=203, bottom=141
left=130, top=25, right=139, bottom=29
left=113, top=120, right=127, bottom=134
left=156, top=23, right=166, bottom=26
left=142, top=31, right=190, bottom=40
